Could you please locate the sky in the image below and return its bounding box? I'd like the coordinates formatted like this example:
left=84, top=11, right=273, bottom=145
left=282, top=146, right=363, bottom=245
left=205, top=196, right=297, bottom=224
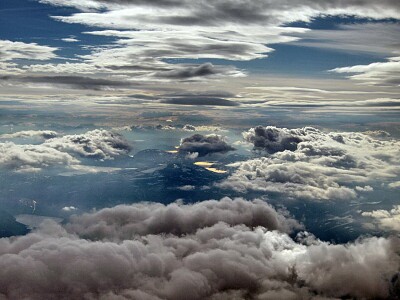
left=0, top=0, right=400, bottom=299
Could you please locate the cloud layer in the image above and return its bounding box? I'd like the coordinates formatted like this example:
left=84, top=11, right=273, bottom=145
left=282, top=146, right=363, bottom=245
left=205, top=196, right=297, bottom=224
left=0, top=197, right=398, bottom=299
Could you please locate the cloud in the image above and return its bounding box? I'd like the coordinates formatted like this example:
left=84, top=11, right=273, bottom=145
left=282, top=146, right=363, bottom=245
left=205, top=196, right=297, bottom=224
left=0, top=75, right=134, bottom=90
left=61, top=36, right=80, bottom=42
left=219, top=126, right=400, bottom=200
left=0, top=40, right=58, bottom=62
left=161, top=97, right=239, bottom=107
left=362, top=206, right=400, bottom=231
left=0, top=197, right=398, bottom=299
left=388, top=181, right=400, bottom=189
left=182, top=124, right=226, bottom=132
left=66, top=197, right=301, bottom=238
left=3, top=0, right=400, bottom=92
left=62, top=206, right=78, bottom=212
left=0, top=129, right=131, bottom=171
left=363, top=130, right=391, bottom=138
left=177, top=185, right=196, bottom=191
left=43, top=0, right=400, bottom=24
left=153, top=63, right=244, bottom=80
left=0, top=142, right=79, bottom=172
left=0, top=130, right=58, bottom=139
left=290, top=22, right=400, bottom=56
left=178, top=134, right=235, bottom=156
left=242, top=126, right=303, bottom=153
left=330, top=56, right=400, bottom=87
left=44, top=129, right=132, bottom=159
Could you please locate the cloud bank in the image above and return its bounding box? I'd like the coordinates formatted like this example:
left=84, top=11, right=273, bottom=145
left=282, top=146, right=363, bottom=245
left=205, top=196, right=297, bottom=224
left=0, top=197, right=398, bottom=299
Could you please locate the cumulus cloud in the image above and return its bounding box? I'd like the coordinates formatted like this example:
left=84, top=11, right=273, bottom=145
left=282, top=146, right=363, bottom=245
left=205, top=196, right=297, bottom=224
left=0, top=142, right=79, bottom=172
left=4, top=0, right=399, bottom=90
left=331, top=56, right=400, bottom=87
left=219, top=126, right=400, bottom=200
left=243, top=126, right=303, bottom=153
left=0, top=130, right=58, bottom=139
left=0, top=129, right=131, bottom=171
left=0, top=197, right=398, bottom=299
left=0, top=75, right=133, bottom=90
left=362, top=205, right=400, bottom=231
left=178, top=134, right=235, bottom=156
left=44, top=129, right=132, bottom=159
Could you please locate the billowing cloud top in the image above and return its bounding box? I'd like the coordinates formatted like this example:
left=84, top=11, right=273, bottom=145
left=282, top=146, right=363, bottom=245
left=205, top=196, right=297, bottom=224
left=178, top=134, right=235, bottom=156
left=219, top=126, right=400, bottom=200
left=0, top=129, right=131, bottom=171
left=0, top=197, right=398, bottom=299
left=243, top=126, right=303, bottom=153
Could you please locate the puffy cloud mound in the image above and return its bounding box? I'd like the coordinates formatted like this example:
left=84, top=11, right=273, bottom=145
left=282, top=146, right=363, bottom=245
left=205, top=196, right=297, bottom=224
left=44, top=129, right=131, bottom=159
left=0, top=142, right=79, bottom=172
left=0, top=129, right=131, bottom=171
left=0, top=197, right=399, bottom=300
left=0, top=130, right=58, bottom=139
left=66, top=197, right=301, bottom=240
left=243, top=126, right=303, bottom=153
left=178, top=134, right=235, bottom=156
left=219, top=126, right=400, bottom=200
left=362, top=205, right=400, bottom=231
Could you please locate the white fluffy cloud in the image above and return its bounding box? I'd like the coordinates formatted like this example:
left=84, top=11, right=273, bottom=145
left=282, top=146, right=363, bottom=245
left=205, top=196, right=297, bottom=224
left=0, top=197, right=398, bottom=299
left=0, top=142, right=78, bottom=172
left=219, top=126, right=400, bottom=200
left=362, top=206, right=400, bottom=231
left=178, top=134, right=235, bottom=156
left=0, top=130, right=58, bottom=139
left=0, top=129, right=131, bottom=171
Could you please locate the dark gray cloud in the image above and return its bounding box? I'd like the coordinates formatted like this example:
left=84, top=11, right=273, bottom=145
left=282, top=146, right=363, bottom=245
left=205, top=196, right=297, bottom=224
left=0, top=129, right=131, bottom=171
left=220, top=126, right=400, bottom=200
left=0, top=197, right=398, bottom=299
left=178, top=134, right=235, bottom=156
left=153, top=63, right=242, bottom=80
